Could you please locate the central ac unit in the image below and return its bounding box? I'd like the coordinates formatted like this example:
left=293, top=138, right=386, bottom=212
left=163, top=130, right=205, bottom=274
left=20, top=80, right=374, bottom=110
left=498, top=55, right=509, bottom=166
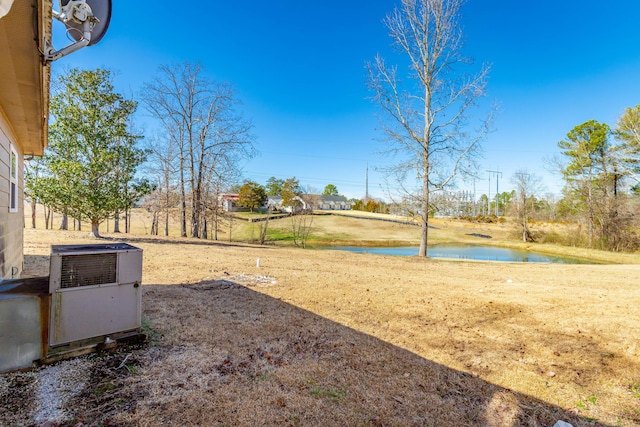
left=48, top=243, right=143, bottom=347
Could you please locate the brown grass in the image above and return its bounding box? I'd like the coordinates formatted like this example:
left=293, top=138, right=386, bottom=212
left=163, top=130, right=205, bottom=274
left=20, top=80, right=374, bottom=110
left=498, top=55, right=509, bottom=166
left=11, top=221, right=640, bottom=426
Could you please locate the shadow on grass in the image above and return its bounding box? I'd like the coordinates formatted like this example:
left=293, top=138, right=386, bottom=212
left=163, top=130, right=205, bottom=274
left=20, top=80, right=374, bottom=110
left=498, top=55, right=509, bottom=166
left=106, top=279, right=622, bottom=427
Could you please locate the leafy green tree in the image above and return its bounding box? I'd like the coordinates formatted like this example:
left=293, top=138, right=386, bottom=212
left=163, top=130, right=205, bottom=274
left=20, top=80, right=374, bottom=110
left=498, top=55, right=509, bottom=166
left=238, top=181, right=267, bottom=212
left=46, top=68, right=146, bottom=237
left=353, top=198, right=388, bottom=214
left=281, top=177, right=302, bottom=209
left=323, top=184, right=339, bottom=196
left=265, top=176, right=285, bottom=196
left=496, top=190, right=514, bottom=216
left=558, top=120, right=613, bottom=246
left=227, top=183, right=243, bottom=194
left=615, top=105, right=640, bottom=180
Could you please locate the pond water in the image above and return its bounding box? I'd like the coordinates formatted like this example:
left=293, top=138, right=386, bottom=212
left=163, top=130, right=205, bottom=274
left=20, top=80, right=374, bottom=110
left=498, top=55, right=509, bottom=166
left=325, top=245, right=592, bottom=264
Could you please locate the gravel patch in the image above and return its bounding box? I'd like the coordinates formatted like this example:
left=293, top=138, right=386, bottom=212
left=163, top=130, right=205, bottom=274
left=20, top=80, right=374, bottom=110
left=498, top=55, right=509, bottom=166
left=32, top=357, right=93, bottom=424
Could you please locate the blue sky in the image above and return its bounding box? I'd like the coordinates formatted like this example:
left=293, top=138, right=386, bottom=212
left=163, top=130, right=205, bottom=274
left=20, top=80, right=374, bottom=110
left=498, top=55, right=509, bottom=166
left=51, top=0, right=640, bottom=200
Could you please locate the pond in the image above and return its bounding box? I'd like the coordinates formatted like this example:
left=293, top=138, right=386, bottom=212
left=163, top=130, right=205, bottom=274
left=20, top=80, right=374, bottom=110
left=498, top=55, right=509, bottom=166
left=325, top=244, right=593, bottom=264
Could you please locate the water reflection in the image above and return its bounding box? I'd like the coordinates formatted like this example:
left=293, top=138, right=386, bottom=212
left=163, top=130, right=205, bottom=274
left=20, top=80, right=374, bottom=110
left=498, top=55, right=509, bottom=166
left=326, top=245, right=591, bottom=264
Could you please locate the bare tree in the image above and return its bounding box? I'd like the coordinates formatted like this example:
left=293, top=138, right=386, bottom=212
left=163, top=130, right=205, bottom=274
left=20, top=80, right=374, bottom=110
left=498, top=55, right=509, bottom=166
left=291, top=208, right=314, bottom=248
left=201, top=153, right=242, bottom=240
left=142, top=62, right=255, bottom=239
left=141, top=133, right=180, bottom=236
left=368, top=0, right=492, bottom=256
left=257, top=206, right=272, bottom=245
left=511, top=170, right=544, bottom=242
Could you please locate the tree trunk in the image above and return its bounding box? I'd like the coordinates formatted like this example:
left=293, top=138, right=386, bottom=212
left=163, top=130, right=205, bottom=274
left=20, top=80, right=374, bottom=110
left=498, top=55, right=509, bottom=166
left=419, top=157, right=429, bottom=257
left=59, top=207, right=68, bottom=230
left=259, top=208, right=271, bottom=245
left=31, top=198, right=36, bottom=228
left=125, top=207, right=130, bottom=233
left=44, top=206, right=50, bottom=230
left=164, top=174, right=170, bottom=236
left=191, top=191, right=200, bottom=238
left=180, top=161, right=187, bottom=237
left=213, top=209, right=219, bottom=241
left=178, top=136, right=188, bottom=238
left=90, top=221, right=101, bottom=238
left=203, top=217, right=208, bottom=239
left=521, top=194, right=528, bottom=242
left=114, top=209, right=121, bottom=232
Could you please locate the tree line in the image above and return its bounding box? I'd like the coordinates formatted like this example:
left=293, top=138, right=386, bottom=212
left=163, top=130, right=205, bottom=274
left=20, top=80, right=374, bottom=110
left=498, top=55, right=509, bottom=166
left=553, top=111, right=639, bottom=251
left=431, top=108, right=640, bottom=251
left=26, top=65, right=257, bottom=239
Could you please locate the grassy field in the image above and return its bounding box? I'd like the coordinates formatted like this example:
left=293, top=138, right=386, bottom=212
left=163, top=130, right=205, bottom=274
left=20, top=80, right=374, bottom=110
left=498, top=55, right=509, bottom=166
left=4, top=209, right=640, bottom=426
left=28, top=205, right=640, bottom=264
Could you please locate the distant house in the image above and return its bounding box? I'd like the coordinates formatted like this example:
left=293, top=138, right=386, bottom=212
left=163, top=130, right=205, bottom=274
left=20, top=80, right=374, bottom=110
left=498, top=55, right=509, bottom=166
left=267, top=194, right=353, bottom=212
left=266, top=196, right=282, bottom=211
left=0, top=0, right=51, bottom=279
left=312, top=195, right=353, bottom=211
left=219, top=193, right=240, bottom=212
left=266, top=196, right=307, bottom=213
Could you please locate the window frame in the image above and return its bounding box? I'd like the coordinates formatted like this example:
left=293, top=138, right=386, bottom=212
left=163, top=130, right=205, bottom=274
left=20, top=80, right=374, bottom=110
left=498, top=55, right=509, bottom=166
left=9, top=145, right=17, bottom=213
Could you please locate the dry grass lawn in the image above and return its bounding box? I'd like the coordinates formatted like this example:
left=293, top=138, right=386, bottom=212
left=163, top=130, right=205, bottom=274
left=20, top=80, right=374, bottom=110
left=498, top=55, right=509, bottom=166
left=3, top=213, right=640, bottom=426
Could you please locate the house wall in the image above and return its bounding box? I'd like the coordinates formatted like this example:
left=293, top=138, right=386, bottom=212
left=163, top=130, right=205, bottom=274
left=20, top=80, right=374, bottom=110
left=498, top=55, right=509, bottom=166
left=0, top=109, right=24, bottom=280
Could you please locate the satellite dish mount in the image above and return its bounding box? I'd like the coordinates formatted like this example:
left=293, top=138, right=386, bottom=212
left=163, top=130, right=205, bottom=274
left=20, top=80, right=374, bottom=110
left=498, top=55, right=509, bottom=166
left=43, top=0, right=112, bottom=62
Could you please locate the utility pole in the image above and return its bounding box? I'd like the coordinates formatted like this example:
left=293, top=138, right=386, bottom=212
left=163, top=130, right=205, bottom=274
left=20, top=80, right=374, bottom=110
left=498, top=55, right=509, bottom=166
left=486, top=169, right=502, bottom=216
left=365, top=162, right=369, bottom=200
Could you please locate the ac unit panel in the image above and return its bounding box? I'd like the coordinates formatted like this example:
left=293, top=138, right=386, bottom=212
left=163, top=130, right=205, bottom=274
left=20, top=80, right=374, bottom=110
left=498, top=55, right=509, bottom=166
left=48, top=244, right=143, bottom=346
left=118, top=250, right=143, bottom=284
left=50, top=282, right=140, bottom=346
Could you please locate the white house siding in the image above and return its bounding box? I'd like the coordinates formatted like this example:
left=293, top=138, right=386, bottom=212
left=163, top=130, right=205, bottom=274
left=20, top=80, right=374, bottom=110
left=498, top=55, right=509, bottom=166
left=0, top=110, right=23, bottom=279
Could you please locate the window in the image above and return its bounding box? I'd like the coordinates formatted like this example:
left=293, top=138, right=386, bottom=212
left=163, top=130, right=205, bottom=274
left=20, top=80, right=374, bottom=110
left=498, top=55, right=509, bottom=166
left=9, top=146, right=17, bottom=213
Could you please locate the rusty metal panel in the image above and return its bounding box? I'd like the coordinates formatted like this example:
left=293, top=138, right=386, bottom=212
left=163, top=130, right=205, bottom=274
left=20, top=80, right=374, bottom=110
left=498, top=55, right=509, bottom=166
left=0, top=294, right=43, bottom=372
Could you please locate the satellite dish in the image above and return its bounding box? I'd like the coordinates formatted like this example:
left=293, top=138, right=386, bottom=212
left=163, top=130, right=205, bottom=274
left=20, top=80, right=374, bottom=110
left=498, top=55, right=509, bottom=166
left=60, top=0, right=111, bottom=46
left=0, top=0, right=15, bottom=19
left=43, top=0, right=112, bottom=62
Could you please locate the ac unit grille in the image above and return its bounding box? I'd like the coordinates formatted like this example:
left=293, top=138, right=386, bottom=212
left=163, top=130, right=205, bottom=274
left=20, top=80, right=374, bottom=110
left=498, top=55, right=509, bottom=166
left=60, top=253, right=117, bottom=289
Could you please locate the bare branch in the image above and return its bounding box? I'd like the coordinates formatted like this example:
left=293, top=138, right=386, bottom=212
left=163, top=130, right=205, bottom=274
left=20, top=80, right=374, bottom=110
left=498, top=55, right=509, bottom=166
left=368, top=0, right=493, bottom=256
